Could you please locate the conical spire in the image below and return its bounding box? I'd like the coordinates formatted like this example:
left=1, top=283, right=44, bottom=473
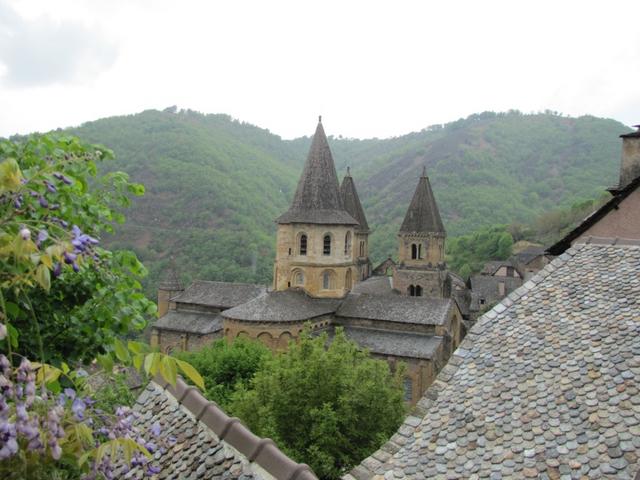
left=399, top=169, right=445, bottom=234
left=159, top=256, right=183, bottom=291
left=277, top=118, right=357, bottom=225
left=340, top=168, right=369, bottom=232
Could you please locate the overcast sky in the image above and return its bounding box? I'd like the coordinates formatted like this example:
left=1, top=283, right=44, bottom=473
left=0, top=0, right=639, bottom=139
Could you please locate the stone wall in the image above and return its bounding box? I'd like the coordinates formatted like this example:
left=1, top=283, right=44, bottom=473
left=397, top=232, right=445, bottom=266
left=393, top=267, right=446, bottom=297
left=151, top=328, right=221, bottom=353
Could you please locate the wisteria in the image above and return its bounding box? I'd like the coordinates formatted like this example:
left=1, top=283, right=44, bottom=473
left=0, top=354, right=164, bottom=478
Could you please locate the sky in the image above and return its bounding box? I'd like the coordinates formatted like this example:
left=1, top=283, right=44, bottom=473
left=0, top=0, right=639, bottom=139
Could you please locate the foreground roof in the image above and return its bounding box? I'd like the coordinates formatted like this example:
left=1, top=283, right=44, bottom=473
left=399, top=171, right=445, bottom=235
left=171, top=281, right=266, bottom=309
left=276, top=119, right=357, bottom=226
left=153, top=310, right=223, bottom=335
left=347, top=239, right=640, bottom=479
left=222, top=289, right=341, bottom=322
left=337, top=294, right=453, bottom=326
left=124, top=378, right=317, bottom=479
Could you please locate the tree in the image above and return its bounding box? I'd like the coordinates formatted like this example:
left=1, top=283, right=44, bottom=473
left=231, top=328, right=405, bottom=479
left=177, top=338, right=271, bottom=410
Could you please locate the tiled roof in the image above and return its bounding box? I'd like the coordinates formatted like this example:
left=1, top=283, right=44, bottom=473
left=512, top=245, right=547, bottom=265
left=469, top=275, right=523, bottom=312
left=171, top=281, right=266, bottom=309
left=337, top=294, right=453, bottom=326
left=339, top=327, right=443, bottom=360
left=346, top=239, right=640, bottom=479
left=124, top=378, right=317, bottom=480
left=222, top=290, right=341, bottom=322
left=479, top=259, right=520, bottom=276
left=153, top=310, right=222, bottom=335
left=340, top=171, right=369, bottom=232
left=276, top=120, right=357, bottom=226
left=351, top=276, right=394, bottom=295
left=399, top=172, right=445, bottom=235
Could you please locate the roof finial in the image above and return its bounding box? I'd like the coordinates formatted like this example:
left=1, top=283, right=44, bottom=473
left=318, top=115, right=322, bottom=123
left=422, top=165, right=427, bottom=177
left=347, top=166, right=351, bottom=176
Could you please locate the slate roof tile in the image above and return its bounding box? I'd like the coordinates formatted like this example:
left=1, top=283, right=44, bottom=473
left=337, top=294, right=453, bottom=326
left=153, top=311, right=223, bottom=335
left=171, top=281, right=266, bottom=309
left=399, top=172, right=445, bottom=235
left=347, top=240, right=640, bottom=479
left=340, top=171, right=369, bottom=232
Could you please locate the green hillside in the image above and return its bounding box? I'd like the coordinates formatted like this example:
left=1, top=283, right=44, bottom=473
left=66, top=109, right=629, bottom=295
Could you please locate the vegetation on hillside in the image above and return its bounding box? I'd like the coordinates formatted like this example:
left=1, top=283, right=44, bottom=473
left=63, top=109, right=628, bottom=294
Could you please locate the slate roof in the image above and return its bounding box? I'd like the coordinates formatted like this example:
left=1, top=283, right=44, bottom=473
left=171, top=281, right=266, bottom=309
left=351, top=276, right=394, bottom=295
left=339, top=327, right=443, bottom=360
left=547, top=174, right=640, bottom=255
left=399, top=172, right=445, bottom=235
left=159, top=257, right=183, bottom=291
left=153, top=310, right=223, bottom=335
left=340, top=170, right=370, bottom=232
left=479, top=259, right=521, bottom=277
left=346, top=239, right=640, bottom=480
left=512, top=245, right=547, bottom=265
left=222, top=289, right=341, bottom=322
left=123, top=378, right=317, bottom=479
left=276, top=119, right=357, bottom=226
left=336, top=294, right=453, bottom=326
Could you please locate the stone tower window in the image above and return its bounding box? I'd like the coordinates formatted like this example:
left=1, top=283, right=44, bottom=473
left=344, top=231, right=352, bottom=255
left=415, top=285, right=423, bottom=297
left=345, top=269, right=352, bottom=290
left=408, top=285, right=415, bottom=296
left=418, top=243, right=423, bottom=259
left=299, top=234, right=308, bottom=255
left=293, top=270, right=304, bottom=286
left=323, top=234, right=332, bottom=256
left=411, top=244, right=418, bottom=260
left=322, top=270, right=336, bottom=289
left=359, top=241, right=365, bottom=257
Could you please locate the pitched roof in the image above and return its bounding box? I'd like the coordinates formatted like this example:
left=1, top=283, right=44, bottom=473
left=340, top=170, right=369, bottom=232
left=351, top=276, right=394, bottom=295
left=399, top=171, right=445, bottom=235
left=479, top=259, right=520, bottom=276
left=347, top=239, right=640, bottom=480
left=222, top=289, right=341, bottom=322
left=276, top=120, right=357, bottom=226
left=336, top=294, right=453, bottom=326
left=153, top=310, right=223, bottom=335
left=159, top=257, right=183, bottom=291
left=547, top=174, right=640, bottom=255
left=171, top=281, right=266, bottom=309
left=468, top=275, right=523, bottom=311
left=124, top=378, right=317, bottom=480
left=338, top=326, right=443, bottom=360
left=512, top=245, right=547, bottom=265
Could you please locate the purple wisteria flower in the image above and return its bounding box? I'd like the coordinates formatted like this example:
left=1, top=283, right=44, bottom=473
left=19, top=227, right=30, bottom=240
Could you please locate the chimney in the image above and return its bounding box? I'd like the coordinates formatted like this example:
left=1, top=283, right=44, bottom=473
left=618, top=125, right=640, bottom=190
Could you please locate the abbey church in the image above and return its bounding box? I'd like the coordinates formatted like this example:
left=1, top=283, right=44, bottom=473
left=152, top=118, right=466, bottom=403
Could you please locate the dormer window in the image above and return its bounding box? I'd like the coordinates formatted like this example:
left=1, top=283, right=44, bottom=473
left=323, top=235, right=331, bottom=256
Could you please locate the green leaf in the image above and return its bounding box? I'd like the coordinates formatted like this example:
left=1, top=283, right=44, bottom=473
left=0, top=157, right=23, bottom=192
left=4, top=301, right=19, bottom=319
left=159, top=355, right=178, bottom=386
left=35, top=264, right=51, bottom=291
left=113, top=338, right=130, bottom=363
left=97, top=353, right=114, bottom=373
left=144, top=352, right=161, bottom=376
left=176, top=359, right=205, bottom=390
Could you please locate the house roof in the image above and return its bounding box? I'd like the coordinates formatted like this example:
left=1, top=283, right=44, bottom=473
left=339, top=327, right=443, bottom=360
left=153, top=310, right=223, bottom=335
left=547, top=174, right=640, bottom=255
left=276, top=119, right=357, bottom=226
left=512, top=245, right=547, bottom=265
left=222, top=289, right=341, bottom=322
left=336, top=294, right=453, bottom=326
left=122, top=378, right=317, bottom=480
left=340, top=170, right=369, bottom=232
left=399, top=171, right=445, bottom=235
left=171, top=281, right=266, bottom=309
left=346, top=239, right=640, bottom=480
left=479, top=259, right=519, bottom=276
left=468, top=275, right=523, bottom=311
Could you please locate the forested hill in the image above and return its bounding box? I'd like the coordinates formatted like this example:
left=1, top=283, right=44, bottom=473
left=67, top=109, right=629, bottom=294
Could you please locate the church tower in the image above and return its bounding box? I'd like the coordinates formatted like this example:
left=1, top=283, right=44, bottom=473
left=393, top=168, right=448, bottom=297
left=340, top=168, right=371, bottom=281
left=274, top=118, right=359, bottom=298
left=156, top=256, right=184, bottom=318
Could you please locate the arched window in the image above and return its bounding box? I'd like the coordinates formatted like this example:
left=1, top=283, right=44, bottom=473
left=415, top=285, right=423, bottom=297
left=418, top=243, right=423, bottom=259
left=323, top=234, right=331, bottom=256
left=408, top=285, right=415, bottom=296
left=299, top=234, right=307, bottom=255
left=345, top=269, right=352, bottom=290
left=411, top=244, right=418, bottom=259
left=359, top=241, right=364, bottom=257
left=322, top=270, right=336, bottom=290
left=292, top=270, right=304, bottom=286
left=344, top=231, right=352, bottom=255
